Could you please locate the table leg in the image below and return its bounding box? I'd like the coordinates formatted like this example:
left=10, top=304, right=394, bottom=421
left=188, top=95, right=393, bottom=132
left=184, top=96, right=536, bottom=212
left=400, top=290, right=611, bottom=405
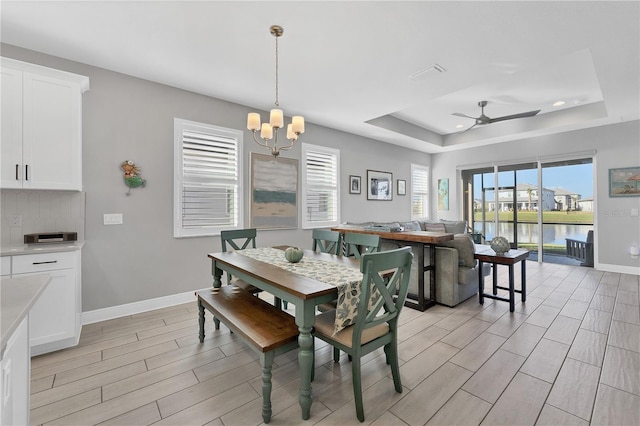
left=297, top=303, right=316, bottom=420
left=508, top=264, right=515, bottom=312
left=212, top=263, right=223, bottom=330
left=492, top=263, right=498, bottom=295
left=478, top=260, right=485, bottom=305
left=198, top=299, right=205, bottom=343
left=521, top=259, right=527, bottom=302
left=429, top=243, right=436, bottom=307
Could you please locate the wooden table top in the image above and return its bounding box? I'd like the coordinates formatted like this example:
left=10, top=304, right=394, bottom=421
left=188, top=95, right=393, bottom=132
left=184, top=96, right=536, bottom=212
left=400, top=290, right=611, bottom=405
left=474, top=245, right=530, bottom=265
left=331, top=226, right=454, bottom=244
left=208, top=249, right=358, bottom=300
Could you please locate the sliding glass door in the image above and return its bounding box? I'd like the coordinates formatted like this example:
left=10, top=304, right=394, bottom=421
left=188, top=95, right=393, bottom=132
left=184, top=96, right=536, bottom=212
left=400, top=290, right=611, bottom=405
left=462, top=157, right=593, bottom=264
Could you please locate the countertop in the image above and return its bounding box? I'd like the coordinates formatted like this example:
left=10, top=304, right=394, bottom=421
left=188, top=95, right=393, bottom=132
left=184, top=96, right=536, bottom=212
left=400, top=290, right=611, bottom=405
left=1, top=241, right=84, bottom=257
left=1, top=274, right=50, bottom=352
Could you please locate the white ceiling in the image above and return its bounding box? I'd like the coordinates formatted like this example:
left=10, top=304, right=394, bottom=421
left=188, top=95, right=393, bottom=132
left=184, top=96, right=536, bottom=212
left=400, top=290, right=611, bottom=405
left=2, top=1, right=638, bottom=153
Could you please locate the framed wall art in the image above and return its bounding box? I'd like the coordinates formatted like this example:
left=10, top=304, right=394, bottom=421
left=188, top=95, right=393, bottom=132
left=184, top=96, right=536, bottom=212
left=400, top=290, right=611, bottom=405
left=367, top=169, right=393, bottom=201
left=250, top=153, right=299, bottom=229
left=438, top=178, right=449, bottom=210
left=397, top=179, right=406, bottom=196
left=609, top=166, right=640, bottom=197
left=349, top=175, right=361, bottom=194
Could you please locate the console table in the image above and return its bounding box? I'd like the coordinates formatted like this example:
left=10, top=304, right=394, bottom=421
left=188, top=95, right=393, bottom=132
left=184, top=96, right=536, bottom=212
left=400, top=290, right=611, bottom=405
left=475, top=245, right=529, bottom=312
left=331, top=226, right=453, bottom=311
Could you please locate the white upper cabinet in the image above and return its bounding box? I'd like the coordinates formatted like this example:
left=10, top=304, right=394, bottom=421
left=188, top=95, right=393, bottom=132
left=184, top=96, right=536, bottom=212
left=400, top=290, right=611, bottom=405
left=1, top=58, right=89, bottom=190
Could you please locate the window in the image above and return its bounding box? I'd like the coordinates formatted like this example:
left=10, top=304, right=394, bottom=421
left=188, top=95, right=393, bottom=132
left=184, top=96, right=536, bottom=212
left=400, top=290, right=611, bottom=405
left=411, top=163, right=429, bottom=220
left=301, top=143, right=340, bottom=229
left=174, top=118, right=243, bottom=237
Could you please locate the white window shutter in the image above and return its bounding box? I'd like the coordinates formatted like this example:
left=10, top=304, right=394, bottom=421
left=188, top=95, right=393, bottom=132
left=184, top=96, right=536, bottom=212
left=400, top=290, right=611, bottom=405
left=302, top=144, right=340, bottom=229
left=411, top=164, right=429, bottom=220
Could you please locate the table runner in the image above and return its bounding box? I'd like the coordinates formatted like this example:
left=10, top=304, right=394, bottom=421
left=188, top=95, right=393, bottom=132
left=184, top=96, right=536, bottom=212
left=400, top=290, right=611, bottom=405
left=234, top=247, right=363, bottom=333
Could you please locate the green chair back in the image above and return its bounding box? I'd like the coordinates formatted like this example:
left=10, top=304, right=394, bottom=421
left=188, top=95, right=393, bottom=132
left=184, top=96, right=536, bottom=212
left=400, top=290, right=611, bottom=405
left=220, top=228, right=257, bottom=252
left=344, top=232, right=380, bottom=260
left=313, top=246, right=414, bottom=422
left=312, top=229, right=342, bottom=255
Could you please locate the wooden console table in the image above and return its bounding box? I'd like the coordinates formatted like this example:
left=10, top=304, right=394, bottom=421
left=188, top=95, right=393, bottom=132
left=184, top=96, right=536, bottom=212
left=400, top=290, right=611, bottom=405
left=475, top=245, right=529, bottom=312
left=331, top=226, right=453, bottom=311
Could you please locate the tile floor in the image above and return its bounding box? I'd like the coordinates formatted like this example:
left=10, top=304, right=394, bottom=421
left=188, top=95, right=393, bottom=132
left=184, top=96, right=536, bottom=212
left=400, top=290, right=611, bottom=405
left=30, top=261, right=640, bottom=425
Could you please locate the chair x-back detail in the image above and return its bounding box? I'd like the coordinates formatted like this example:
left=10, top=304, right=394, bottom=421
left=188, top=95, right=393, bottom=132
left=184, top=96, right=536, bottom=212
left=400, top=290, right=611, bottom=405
left=220, top=228, right=288, bottom=312
left=312, top=246, right=414, bottom=422
left=312, top=229, right=342, bottom=255
left=343, top=232, right=380, bottom=260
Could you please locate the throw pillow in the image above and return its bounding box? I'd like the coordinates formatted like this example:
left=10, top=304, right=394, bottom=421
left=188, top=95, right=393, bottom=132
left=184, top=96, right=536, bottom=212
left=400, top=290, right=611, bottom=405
left=424, top=222, right=446, bottom=232
left=440, top=220, right=467, bottom=234
left=399, top=221, right=421, bottom=231
left=439, top=233, right=476, bottom=267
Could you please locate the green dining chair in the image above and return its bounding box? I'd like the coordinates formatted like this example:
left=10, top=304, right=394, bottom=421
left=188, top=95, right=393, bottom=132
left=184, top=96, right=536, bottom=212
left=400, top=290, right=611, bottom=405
left=343, top=232, right=380, bottom=259
left=312, top=229, right=342, bottom=255
left=312, top=246, right=414, bottom=422
left=220, top=228, right=287, bottom=310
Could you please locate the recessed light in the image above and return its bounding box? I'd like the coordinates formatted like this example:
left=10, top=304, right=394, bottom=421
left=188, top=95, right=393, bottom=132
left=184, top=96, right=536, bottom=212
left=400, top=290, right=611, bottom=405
left=553, top=101, right=565, bottom=107
left=455, top=124, right=464, bottom=129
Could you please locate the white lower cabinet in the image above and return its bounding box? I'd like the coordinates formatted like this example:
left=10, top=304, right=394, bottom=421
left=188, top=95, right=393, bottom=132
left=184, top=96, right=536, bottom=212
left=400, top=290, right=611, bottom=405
left=11, top=250, right=81, bottom=356
left=1, top=316, right=29, bottom=426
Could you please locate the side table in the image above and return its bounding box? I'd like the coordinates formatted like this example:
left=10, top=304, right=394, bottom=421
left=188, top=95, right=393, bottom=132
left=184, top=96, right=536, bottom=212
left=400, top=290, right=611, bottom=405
left=475, top=246, right=529, bottom=312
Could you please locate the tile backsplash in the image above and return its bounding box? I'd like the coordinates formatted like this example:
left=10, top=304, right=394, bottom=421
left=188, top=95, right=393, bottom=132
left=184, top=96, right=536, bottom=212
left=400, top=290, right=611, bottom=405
left=1, top=190, right=85, bottom=244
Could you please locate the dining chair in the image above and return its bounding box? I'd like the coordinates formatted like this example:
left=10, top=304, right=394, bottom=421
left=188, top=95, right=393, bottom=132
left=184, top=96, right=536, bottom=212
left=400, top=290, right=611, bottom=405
left=343, top=232, right=380, bottom=259
left=311, top=229, right=342, bottom=255
left=221, top=228, right=287, bottom=309
left=312, top=246, right=414, bottom=422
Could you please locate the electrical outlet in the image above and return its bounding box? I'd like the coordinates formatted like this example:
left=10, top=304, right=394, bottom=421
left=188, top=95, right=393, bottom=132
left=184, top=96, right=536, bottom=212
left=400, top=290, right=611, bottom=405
left=9, top=215, right=22, bottom=227
left=103, top=213, right=123, bottom=225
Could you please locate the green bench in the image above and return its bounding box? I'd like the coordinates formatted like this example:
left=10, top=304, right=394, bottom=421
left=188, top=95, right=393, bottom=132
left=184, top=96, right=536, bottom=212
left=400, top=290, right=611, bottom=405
left=196, top=286, right=299, bottom=423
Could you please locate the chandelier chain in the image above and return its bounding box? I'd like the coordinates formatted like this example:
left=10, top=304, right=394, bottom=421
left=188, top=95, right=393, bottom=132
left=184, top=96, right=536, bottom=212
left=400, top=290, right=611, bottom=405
left=274, top=35, right=279, bottom=107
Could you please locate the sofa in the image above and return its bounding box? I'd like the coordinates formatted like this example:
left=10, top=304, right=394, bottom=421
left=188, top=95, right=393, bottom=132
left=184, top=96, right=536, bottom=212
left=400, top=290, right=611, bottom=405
left=343, top=219, right=490, bottom=307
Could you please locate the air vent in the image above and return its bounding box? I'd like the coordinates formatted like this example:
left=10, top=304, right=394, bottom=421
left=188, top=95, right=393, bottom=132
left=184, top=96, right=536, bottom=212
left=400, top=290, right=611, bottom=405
left=409, top=64, right=446, bottom=81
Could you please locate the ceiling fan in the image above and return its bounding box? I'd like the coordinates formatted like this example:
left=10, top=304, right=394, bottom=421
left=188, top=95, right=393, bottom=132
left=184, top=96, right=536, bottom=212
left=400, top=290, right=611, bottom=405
left=453, top=100, right=541, bottom=131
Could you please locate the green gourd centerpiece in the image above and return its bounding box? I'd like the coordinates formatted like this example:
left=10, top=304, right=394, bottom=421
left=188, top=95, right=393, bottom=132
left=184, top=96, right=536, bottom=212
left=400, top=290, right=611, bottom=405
left=284, top=246, right=304, bottom=263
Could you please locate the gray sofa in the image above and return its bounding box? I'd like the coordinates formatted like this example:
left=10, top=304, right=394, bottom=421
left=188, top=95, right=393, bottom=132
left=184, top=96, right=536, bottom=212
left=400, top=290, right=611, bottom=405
left=344, top=219, right=490, bottom=307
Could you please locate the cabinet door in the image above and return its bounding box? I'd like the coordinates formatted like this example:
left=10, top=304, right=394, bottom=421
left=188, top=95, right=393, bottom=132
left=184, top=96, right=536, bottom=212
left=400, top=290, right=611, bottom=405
left=22, top=72, right=82, bottom=190
left=0, top=316, right=30, bottom=426
left=0, top=67, right=23, bottom=189
left=24, top=269, right=77, bottom=348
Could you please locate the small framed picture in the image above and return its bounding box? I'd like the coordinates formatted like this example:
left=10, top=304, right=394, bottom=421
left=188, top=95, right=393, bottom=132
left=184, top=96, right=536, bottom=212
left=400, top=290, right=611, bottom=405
left=367, top=169, right=393, bottom=201
left=349, top=175, right=361, bottom=194
left=397, top=179, right=406, bottom=196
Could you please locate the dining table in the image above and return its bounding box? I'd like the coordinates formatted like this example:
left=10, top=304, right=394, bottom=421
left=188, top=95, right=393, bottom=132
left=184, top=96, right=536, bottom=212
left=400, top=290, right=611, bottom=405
left=207, top=247, right=361, bottom=420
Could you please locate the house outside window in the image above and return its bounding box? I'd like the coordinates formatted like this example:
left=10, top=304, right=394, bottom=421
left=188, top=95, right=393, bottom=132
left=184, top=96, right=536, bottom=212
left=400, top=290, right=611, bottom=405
left=411, top=163, right=429, bottom=220
left=173, top=118, right=243, bottom=237
left=301, top=143, right=340, bottom=229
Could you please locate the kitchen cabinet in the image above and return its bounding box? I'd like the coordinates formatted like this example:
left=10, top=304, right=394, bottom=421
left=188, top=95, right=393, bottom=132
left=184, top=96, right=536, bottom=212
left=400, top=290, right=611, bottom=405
left=1, top=317, right=29, bottom=426
left=1, top=57, right=89, bottom=190
left=1, top=274, right=49, bottom=426
left=11, top=250, right=81, bottom=356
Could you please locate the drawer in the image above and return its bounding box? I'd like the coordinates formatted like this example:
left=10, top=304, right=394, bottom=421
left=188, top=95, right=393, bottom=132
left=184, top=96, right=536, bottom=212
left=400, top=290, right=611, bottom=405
left=12, top=251, right=77, bottom=274
left=1, top=256, right=10, bottom=276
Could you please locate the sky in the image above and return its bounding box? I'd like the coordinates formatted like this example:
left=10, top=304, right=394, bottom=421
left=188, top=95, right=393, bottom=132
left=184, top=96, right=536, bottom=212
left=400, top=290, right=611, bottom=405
left=474, top=163, right=594, bottom=199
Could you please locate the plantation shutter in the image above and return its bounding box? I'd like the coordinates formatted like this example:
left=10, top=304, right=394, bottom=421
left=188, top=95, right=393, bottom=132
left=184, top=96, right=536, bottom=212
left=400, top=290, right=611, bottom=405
left=411, top=164, right=429, bottom=220
left=174, top=119, right=243, bottom=237
left=302, top=144, right=340, bottom=228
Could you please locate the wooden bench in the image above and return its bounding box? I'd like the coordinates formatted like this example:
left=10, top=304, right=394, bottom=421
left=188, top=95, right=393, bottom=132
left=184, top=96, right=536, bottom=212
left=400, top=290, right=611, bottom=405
left=566, top=230, right=594, bottom=267
left=196, top=286, right=299, bottom=424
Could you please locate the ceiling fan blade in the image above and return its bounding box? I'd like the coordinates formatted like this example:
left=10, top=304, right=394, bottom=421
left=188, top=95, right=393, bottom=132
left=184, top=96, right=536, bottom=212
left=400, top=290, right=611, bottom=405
left=488, top=109, right=541, bottom=123
left=462, top=123, right=478, bottom=132
left=452, top=112, right=477, bottom=119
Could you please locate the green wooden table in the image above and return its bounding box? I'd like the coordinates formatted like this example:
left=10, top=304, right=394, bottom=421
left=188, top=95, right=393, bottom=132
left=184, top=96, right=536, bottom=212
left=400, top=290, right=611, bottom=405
left=207, top=248, right=359, bottom=420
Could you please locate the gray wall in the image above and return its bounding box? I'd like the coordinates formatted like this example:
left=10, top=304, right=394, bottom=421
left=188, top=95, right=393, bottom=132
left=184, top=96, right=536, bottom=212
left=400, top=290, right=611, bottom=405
left=431, top=121, right=640, bottom=271
left=1, top=45, right=430, bottom=311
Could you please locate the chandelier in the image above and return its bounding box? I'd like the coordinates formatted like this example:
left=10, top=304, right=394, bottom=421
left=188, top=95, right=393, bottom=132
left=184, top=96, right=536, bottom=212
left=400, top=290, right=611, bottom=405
left=247, top=25, right=304, bottom=157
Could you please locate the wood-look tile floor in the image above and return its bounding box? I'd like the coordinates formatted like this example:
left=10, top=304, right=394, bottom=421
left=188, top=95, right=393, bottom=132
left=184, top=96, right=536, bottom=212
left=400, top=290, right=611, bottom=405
left=30, top=262, right=640, bottom=425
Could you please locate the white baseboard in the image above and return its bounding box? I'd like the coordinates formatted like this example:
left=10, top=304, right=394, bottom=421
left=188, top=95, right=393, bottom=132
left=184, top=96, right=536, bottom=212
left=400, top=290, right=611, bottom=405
left=596, top=263, right=640, bottom=276
left=82, top=288, right=208, bottom=325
